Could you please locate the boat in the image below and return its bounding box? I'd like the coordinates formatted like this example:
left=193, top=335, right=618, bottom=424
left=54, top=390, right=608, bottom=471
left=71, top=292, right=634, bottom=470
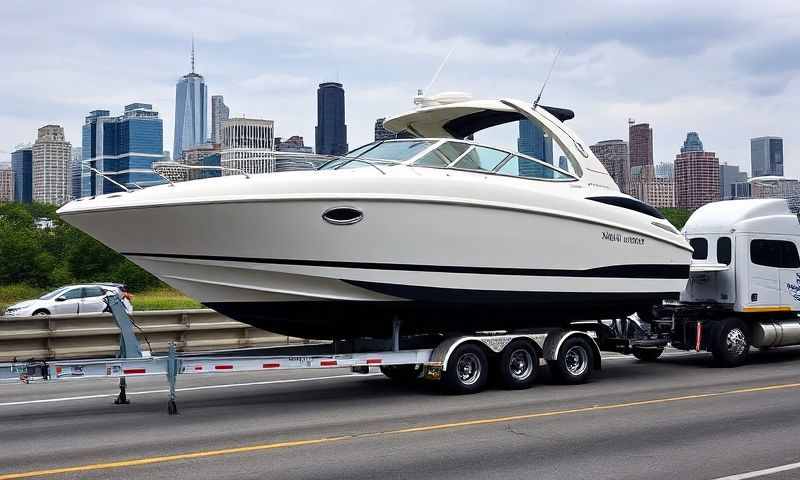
left=57, top=97, right=692, bottom=339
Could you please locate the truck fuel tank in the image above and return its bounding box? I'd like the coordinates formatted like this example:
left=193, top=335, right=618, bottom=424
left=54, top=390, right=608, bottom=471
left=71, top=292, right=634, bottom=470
left=752, top=319, right=800, bottom=348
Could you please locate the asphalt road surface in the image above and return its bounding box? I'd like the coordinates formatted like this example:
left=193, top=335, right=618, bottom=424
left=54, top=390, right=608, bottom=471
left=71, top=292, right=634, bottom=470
left=2, top=348, right=800, bottom=480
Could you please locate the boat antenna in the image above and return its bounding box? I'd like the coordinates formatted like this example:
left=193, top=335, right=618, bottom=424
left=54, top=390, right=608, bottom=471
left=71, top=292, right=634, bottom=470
left=424, top=46, right=455, bottom=94
left=532, top=47, right=561, bottom=109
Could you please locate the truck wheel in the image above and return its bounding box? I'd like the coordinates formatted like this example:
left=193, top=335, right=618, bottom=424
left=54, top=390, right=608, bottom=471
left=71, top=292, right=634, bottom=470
left=442, top=343, right=489, bottom=394
left=380, top=365, right=421, bottom=383
left=549, top=336, right=594, bottom=384
left=711, top=318, right=750, bottom=367
left=496, top=340, right=538, bottom=390
left=632, top=347, right=664, bottom=362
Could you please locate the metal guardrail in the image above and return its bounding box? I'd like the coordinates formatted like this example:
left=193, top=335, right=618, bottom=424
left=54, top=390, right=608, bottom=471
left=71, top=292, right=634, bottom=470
left=0, top=309, right=305, bottom=361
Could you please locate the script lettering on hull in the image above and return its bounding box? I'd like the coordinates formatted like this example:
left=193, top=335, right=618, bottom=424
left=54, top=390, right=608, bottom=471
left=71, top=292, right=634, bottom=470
left=602, top=231, right=645, bottom=246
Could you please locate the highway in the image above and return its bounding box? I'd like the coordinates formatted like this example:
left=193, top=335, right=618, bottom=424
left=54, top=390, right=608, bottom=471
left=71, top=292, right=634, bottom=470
left=2, top=348, right=800, bottom=480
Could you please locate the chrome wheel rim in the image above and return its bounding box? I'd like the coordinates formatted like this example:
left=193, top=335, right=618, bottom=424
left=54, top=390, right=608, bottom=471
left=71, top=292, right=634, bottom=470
left=456, top=352, right=482, bottom=385
left=508, top=349, right=534, bottom=381
left=565, top=346, right=588, bottom=377
left=726, top=328, right=748, bottom=356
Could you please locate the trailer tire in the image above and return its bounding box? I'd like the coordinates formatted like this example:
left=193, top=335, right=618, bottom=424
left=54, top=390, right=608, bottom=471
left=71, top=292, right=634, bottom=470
left=632, top=347, right=664, bottom=362
left=549, top=336, right=594, bottom=384
left=380, top=365, right=421, bottom=383
left=496, top=340, right=538, bottom=390
left=710, top=317, right=750, bottom=367
left=442, top=343, right=489, bottom=394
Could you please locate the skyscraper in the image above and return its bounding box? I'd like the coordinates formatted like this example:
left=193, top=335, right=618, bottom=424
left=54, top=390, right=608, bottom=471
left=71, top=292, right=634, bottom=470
left=628, top=176, right=675, bottom=208
left=70, top=147, right=82, bottom=200
left=211, top=95, right=229, bottom=144
left=719, top=163, right=749, bottom=200
left=81, top=103, right=164, bottom=196
left=518, top=120, right=553, bottom=163
left=674, top=132, right=720, bottom=209
left=0, top=165, right=12, bottom=202
left=315, top=82, right=347, bottom=155
left=628, top=121, right=653, bottom=169
left=221, top=117, right=275, bottom=174
left=680, top=132, right=703, bottom=153
left=173, top=41, right=207, bottom=159
left=32, top=125, right=72, bottom=205
left=750, top=136, right=783, bottom=177
left=590, top=139, right=629, bottom=193
left=11, top=147, right=32, bottom=203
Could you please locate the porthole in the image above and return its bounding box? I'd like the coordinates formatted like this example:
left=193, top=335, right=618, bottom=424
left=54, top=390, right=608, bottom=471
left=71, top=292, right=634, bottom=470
left=322, top=207, right=363, bottom=225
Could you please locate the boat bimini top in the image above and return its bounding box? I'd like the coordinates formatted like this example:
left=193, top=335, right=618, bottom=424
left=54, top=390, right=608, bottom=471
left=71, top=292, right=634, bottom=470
left=382, top=98, right=618, bottom=192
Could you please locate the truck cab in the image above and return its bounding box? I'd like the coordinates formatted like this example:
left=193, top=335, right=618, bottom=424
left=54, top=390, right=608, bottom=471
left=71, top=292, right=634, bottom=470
left=681, top=198, right=800, bottom=313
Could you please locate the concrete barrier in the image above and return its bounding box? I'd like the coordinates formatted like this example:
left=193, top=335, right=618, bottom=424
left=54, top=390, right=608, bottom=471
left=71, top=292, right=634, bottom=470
left=0, top=309, right=304, bottom=361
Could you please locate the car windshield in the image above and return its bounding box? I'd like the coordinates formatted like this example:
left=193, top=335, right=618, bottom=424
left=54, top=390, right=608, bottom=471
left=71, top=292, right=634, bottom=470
left=39, top=287, right=70, bottom=300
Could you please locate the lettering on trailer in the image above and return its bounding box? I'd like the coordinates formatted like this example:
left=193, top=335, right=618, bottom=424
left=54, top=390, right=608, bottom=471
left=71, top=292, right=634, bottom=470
left=288, top=356, right=318, bottom=367
left=602, top=231, right=645, bottom=246
left=786, top=273, right=800, bottom=301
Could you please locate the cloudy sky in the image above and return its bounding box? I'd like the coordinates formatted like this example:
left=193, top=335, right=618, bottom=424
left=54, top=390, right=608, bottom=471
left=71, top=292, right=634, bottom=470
left=1, top=1, right=798, bottom=175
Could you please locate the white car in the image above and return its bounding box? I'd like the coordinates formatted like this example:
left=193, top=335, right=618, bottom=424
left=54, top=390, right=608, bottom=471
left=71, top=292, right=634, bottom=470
left=3, top=284, right=133, bottom=317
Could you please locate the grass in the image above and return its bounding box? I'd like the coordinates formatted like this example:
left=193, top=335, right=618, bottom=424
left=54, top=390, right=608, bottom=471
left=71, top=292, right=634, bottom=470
left=131, top=287, right=203, bottom=311
left=0, top=284, right=203, bottom=313
left=0, top=283, right=44, bottom=312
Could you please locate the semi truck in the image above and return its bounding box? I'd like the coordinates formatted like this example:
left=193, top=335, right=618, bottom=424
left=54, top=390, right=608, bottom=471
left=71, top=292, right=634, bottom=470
left=6, top=199, right=800, bottom=413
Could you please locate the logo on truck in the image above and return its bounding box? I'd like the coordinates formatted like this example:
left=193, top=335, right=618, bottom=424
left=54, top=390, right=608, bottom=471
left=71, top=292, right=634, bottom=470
left=787, top=273, right=800, bottom=301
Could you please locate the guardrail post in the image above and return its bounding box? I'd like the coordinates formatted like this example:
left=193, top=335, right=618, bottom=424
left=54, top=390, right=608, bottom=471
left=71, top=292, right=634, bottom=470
left=47, top=317, right=56, bottom=359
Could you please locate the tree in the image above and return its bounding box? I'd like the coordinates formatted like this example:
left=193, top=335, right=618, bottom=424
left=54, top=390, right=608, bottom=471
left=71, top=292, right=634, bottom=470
left=1, top=202, right=166, bottom=292
left=660, top=208, right=692, bottom=230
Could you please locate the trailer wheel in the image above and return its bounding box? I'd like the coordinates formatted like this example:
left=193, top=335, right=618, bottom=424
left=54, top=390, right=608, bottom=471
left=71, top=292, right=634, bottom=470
left=632, top=347, right=664, bottom=362
left=497, top=340, right=538, bottom=390
left=442, top=343, right=489, bottom=394
left=380, top=365, right=421, bottom=383
left=549, top=336, right=594, bottom=384
left=711, top=318, right=750, bottom=367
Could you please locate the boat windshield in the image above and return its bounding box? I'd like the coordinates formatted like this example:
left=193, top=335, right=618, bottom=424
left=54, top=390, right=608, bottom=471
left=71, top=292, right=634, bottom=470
left=318, top=138, right=576, bottom=182
left=411, top=140, right=576, bottom=181
left=319, top=140, right=436, bottom=170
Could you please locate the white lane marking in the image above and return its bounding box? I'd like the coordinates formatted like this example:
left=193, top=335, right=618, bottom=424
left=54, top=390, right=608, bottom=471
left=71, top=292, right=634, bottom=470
left=0, top=373, right=382, bottom=407
left=709, top=461, right=800, bottom=480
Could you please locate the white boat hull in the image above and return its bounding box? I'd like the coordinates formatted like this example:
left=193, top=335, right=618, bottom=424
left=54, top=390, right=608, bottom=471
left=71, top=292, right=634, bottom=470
left=59, top=169, right=691, bottom=338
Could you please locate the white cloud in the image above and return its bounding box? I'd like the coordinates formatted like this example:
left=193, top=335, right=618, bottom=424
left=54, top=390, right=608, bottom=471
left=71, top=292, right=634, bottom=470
left=1, top=0, right=799, bottom=177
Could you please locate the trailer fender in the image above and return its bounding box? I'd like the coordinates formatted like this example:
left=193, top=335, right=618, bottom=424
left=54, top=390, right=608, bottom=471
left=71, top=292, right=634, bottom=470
left=543, top=331, right=602, bottom=371
left=431, top=335, right=546, bottom=371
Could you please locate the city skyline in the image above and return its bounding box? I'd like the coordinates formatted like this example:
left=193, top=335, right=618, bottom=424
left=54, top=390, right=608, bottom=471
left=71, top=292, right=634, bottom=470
left=1, top=2, right=796, bottom=177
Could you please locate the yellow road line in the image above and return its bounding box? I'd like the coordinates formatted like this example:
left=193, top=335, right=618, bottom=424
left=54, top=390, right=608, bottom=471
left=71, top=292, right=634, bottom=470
left=2, top=381, right=800, bottom=480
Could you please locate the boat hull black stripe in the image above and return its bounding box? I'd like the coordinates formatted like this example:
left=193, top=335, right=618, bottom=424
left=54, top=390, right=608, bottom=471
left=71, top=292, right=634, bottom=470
left=122, top=252, right=689, bottom=279
left=204, top=289, right=678, bottom=339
